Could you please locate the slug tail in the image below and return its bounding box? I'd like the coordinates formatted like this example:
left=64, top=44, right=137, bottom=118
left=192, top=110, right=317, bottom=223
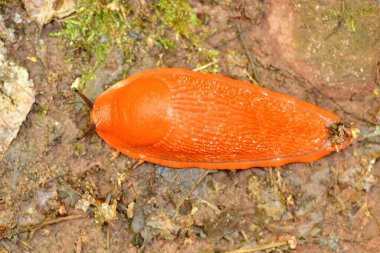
left=328, top=122, right=359, bottom=152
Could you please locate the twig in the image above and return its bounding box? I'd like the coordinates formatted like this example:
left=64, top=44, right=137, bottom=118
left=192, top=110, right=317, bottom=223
left=56, top=13, right=78, bottom=23
left=131, top=160, right=145, bottom=170
left=199, top=199, right=222, bottom=215
left=376, top=61, right=380, bottom=86
left=240, top=230, right=248, bottom=242
left=106, top=224, right=110, bottom=249
left=244, top=69, right=256, bottom=84
left=3, top=214, right=85, bottom=239
left=19, top=240, right=33, bottom=250
left=225, top=237, right=297, bottom=253
left=237, top=22, right=259, bottom=84
left=176, top=170, right=210, bottom=216
left=192, top=60, right=218, bottom=72
left=75, top=235, right=82, bottom=253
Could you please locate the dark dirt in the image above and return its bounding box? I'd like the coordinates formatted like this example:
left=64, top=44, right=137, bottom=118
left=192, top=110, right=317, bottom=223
left=1, top=0, right=380, bottom=252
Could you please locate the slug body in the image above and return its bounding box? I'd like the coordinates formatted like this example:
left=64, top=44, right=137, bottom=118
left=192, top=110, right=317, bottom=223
left=89, top=68, right=350, bottom=169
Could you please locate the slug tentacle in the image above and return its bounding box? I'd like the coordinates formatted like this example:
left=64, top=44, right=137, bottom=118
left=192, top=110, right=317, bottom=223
left=74, top=123, right=96, bottom=142
left=72, top=87, right=94, bottom=111
left=72, top=87, right=96, bottom=141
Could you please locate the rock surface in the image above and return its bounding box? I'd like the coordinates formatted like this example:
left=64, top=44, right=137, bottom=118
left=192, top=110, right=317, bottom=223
left=0, top=16, right=35, bottom=158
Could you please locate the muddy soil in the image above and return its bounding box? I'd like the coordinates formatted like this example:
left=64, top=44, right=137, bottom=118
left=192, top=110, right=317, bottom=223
left=1, top=0, right=380, bottom=252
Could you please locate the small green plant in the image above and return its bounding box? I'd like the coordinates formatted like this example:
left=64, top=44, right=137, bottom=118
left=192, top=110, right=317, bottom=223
left=37, top=105, right=47, bottom=115
left=329, top=1, right=376, bottom=33
left=0, top=0, right=14, bottom=4
left=153, top=0, right=201, bottom=46
left=195, top=49, right=220, bottom=73
left=52, top=0, right=219, bottom=86
left=73, top=143, right=83, bottom=154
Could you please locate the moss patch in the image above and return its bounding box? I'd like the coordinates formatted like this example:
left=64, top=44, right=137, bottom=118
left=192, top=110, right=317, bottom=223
left=52, top=0, right=219, bottom=86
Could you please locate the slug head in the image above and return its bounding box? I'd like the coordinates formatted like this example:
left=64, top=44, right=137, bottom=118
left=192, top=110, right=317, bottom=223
left=90, top=77, right=172, bottom=149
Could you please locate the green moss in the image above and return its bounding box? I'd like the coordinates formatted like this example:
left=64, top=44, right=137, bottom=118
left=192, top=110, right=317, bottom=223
left=51, top=0, right=131, bottom=84
left=329, top=2, right=376, bottom=33
left=52, top=0, right=219, bottom=87
left=0, top=0, right=14, bottom=4
left=153, top=0, right=201, bottom=46
left=73, top=143, right=84, bottom=155
left=37, top=105, right=47, bottom=115
left=196, top=49, right=220, bottom=73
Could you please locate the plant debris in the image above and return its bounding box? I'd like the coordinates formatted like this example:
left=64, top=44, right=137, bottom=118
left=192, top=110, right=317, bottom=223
left=23, top=0, right=76, bottom=28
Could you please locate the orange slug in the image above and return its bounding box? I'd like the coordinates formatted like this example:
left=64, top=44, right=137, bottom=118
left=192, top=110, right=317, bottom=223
left=73, top=68, right=355, bottom=170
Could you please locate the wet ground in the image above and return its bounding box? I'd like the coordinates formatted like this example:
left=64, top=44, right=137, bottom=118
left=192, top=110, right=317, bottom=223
left=1, top=0, right=380, bottom=252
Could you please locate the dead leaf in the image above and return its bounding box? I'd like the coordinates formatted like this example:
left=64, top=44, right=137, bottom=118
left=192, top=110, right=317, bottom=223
left=22, top=0, right=76, bottom=28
